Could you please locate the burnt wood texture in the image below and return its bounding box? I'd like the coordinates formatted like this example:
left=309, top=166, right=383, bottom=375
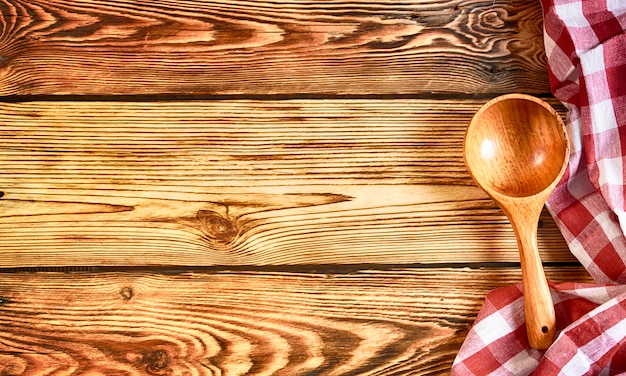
left=0, top=268, right=592, bottom=375
left=0, top=0, right=547, bottom=96
left=0, top=0, right=589, bottom=374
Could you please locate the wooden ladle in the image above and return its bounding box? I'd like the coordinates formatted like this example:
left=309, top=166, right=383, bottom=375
left=464, top=94, right=569, bottom=350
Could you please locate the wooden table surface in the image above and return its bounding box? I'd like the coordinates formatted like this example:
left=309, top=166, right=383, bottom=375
left=0, top=0, right=593, bottom=374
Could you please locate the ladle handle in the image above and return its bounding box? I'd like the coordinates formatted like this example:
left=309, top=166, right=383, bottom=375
left=512, top=213, right=556, bottom=350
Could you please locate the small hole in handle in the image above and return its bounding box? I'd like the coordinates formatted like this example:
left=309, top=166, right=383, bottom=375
left=542, top=326, right=549, bottom=333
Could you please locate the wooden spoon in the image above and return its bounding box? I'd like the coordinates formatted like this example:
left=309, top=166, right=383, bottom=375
left=464, top=94, right=569, bottom=350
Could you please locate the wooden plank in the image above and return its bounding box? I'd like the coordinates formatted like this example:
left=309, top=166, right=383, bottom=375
left=0, top=267, right=593, bottom=375
left=0, top=0, right=548, bottom=96
left=0, top=99, right=574, bottom=267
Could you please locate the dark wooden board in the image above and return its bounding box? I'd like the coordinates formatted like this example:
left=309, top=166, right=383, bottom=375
left=0, top=267, right=592, bottom=375
left=0, top=0, right=548, bottom=96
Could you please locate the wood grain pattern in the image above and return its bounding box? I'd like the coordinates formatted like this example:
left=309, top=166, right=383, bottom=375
left=0, top=267, right=593, bottom=375
left=0, top=0, right=548, bottom=95
left=0, top=0, right=582, bottom=372
left=0, top=99, right=574, bottom=267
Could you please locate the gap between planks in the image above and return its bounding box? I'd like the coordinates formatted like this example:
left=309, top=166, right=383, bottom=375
left=0, top=261, right=587, bottom=275
left=0, top=93, right=558, bottom=104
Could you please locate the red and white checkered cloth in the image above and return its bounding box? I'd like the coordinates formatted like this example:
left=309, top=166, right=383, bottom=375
left=453, top=283, right=626, bottom=374
left=452, top=0, right=626, bottom=374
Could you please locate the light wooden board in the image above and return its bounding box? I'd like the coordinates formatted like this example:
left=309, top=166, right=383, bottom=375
left=0, top=0, right=547, bottom=95
left=0, top=267, right=593, bottom=375
left=0, top=99, right=574, bottom=267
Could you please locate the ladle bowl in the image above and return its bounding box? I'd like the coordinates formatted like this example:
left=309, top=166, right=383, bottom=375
left=464, top=94, right=569, bottom=349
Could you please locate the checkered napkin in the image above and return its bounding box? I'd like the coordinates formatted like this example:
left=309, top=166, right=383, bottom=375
left=452, top=0, right=626, bottom=374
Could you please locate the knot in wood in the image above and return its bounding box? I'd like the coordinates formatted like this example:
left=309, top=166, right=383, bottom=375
left=479, top=10, right=505, bottom=28
left=0, top=56, right=11, bottom=80
left=120, top=287, right=134, bottom=301
left=197, top=210, right=238, bottom=244
left=147, top=350, right=169, bottom=373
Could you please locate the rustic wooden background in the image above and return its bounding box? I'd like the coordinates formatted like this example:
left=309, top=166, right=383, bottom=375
left=0, top=0, right=592, bottom=374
